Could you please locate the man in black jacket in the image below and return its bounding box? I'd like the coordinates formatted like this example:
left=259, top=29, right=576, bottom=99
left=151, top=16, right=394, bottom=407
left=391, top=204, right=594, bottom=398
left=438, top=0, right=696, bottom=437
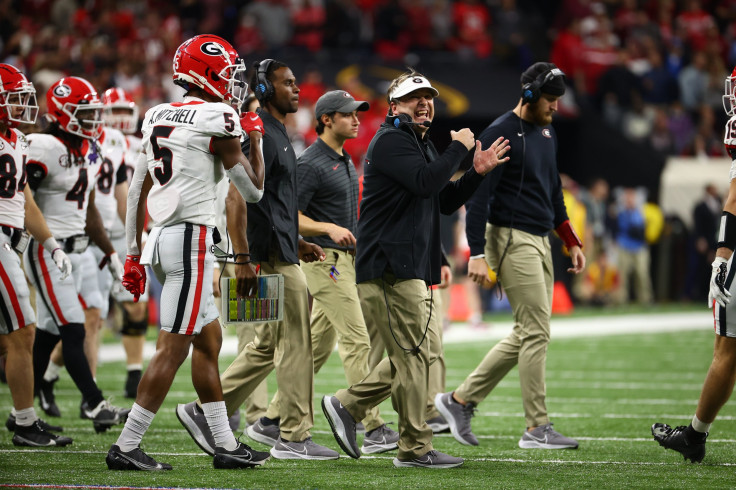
left=322, top=69, right=509, bottom=468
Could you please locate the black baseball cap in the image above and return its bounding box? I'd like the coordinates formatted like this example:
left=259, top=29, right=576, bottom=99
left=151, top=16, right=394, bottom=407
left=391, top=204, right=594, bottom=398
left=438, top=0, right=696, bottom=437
left=315, top=90, right=369, bottom=119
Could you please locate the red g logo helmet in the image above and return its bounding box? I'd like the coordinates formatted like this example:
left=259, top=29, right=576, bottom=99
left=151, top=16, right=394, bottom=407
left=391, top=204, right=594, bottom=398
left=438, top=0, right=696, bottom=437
left=0, top=64, right=38, bottom=128
left=47, top=77, right=103, bottom=139
left=102, top=87, right=139, bottom=134
left=724, top=66, right=736, bottom=117
left=172, top=34, right=247, bottom=108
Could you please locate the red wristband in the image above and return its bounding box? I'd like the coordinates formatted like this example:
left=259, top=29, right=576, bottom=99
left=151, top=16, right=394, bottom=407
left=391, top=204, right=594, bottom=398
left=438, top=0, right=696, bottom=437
left=555, top=219, right=582, bottom=250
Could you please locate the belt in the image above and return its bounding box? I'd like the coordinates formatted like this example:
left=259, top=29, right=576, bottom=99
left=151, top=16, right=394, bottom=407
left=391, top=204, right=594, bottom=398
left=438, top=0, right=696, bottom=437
left=1, top=225, right=22, bottom=249
left=58, top=234, right=90, bottom=254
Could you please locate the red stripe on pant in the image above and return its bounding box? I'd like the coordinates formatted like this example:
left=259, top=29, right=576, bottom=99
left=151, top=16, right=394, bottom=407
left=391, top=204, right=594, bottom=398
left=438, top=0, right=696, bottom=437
left=185, top=225, right=206, bottom=335
left=37, top=242, right=68, bottom=324
left=0, top=259, right=25, bottom=329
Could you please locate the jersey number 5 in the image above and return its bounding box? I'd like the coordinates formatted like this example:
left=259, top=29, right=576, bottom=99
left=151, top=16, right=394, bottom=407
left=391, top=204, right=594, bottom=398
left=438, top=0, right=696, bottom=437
left=151, top=126, right=175, bottom=186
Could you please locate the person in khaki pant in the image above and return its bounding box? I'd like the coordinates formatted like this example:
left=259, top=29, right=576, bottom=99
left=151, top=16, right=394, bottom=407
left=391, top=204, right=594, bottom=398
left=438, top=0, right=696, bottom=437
left=248, top=90, right=399, bottom=454
left=435, top=62, right=584, bottom=451
left=321, top=70, right=508, bottom=468
left=176, top=59, right=339, bottom=461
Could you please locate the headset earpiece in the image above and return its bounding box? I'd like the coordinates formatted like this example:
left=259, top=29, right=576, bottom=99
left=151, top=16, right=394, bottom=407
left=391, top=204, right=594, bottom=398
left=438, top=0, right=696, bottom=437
left=392, top=113, right=413, bottom=127
left=254, top=59, right=275, bottom=102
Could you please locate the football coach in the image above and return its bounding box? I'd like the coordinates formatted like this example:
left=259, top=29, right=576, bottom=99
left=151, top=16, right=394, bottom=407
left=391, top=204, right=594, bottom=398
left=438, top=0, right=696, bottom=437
left=322, top=69, right=510, bottom=468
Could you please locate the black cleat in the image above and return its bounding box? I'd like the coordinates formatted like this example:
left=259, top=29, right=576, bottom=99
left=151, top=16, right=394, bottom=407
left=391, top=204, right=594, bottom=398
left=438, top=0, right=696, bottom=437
left=36, top=377, right=61, bottom=417
left=6, top=413, right=63, bottom=433
left=84, top=400, right=130, bottom=433
left=652, top=423, right=707, bottom=463
left=106, top=444, right=172, bottom=471
left=12, top=420, right=72, bottom=447
left=213, top=441, right=271, bottom=469
left=124, top=370, right=141, bottom=399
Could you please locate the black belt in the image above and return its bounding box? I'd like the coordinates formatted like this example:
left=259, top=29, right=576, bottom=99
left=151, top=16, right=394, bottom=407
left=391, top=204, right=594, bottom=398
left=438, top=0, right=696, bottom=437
left=58, top=234, right=90, bottom=254
left=1, top=225, right=22, bottom=249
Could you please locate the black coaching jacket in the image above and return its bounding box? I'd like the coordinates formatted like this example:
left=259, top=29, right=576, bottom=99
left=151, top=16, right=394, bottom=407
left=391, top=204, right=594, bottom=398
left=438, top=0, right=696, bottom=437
left=356, top=119, right=484, bottom=285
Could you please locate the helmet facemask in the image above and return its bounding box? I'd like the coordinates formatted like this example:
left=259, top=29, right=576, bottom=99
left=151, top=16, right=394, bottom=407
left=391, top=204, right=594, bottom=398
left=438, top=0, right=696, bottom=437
left=724, top=75, right=736, bottom=117
left=62, top=101, right=104, bottom=139
left=0, top=83, right=38, bottom=128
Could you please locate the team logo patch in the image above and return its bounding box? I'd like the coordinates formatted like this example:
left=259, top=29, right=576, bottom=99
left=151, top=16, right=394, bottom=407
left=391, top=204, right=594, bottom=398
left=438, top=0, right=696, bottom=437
left=342, top=91, right=350, bottom=98
left=413, top=77, right=424, bottom=84
left=542, top=128, right=551, bottom=138
left=58, top=154, right=70, bottom=168
left=0, top=140, right=4, bottom=151
left=201, top=42, right=227, bottom=57
left=53, top=84, right=72, bottom=98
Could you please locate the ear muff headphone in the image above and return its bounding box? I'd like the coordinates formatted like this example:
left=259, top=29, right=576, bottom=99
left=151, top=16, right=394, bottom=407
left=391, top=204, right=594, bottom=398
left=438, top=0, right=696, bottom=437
left=254, top=59, right=275, bottom=102
left=520, top=67, right=565, bottom=105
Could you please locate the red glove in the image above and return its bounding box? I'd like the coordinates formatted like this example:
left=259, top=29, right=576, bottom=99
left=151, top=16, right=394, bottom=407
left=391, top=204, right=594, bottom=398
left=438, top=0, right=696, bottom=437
left=122, top=254, right=146, bottom=302
left=240, top=111, right=264, bottom=136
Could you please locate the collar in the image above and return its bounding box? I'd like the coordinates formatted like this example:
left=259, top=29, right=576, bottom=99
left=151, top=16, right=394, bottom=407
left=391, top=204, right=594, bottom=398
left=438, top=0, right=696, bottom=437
left=314, top=138, right=350, bottom=162
left=258, top=109, right=288, bottom=137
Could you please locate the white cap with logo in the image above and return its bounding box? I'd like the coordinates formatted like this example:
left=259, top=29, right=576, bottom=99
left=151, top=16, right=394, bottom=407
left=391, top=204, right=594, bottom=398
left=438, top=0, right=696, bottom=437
left=389, top=76, right=439, bottom=100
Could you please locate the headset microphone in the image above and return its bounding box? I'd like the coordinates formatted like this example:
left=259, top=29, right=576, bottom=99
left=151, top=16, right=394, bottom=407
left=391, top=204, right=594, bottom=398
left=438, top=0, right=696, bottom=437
left=391, top=113, right=431, bottom=128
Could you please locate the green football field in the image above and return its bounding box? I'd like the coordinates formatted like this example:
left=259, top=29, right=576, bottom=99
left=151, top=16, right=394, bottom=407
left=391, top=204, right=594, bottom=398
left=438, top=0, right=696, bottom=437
left=1, top=309, right=735, bottom=489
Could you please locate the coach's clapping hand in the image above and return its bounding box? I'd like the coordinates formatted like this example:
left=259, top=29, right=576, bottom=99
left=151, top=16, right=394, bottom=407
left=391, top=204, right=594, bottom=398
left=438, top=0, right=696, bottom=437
left=473, top=137, right=510, bottom=176
left=298, top=239, right=325, bottom=263
left=450, top=128, right=475, bottom=150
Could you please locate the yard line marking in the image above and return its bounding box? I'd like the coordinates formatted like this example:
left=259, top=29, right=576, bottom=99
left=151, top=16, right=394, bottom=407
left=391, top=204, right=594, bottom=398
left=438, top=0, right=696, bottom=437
left=0, top=485, right=237, bottom=490
left=471, top=411, right=736, bottom=421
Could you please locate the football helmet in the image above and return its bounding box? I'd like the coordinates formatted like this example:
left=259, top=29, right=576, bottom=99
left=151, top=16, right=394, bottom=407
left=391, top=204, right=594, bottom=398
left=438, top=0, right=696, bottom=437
left=46, top=76, right=103, bottom=139
left=102, top=87, right=139, bottom=134
left=0, top=64, right=38, bottom=128
left=724, top=66, right=736, bottom=116
left=172, top=34, right=247, bottom=108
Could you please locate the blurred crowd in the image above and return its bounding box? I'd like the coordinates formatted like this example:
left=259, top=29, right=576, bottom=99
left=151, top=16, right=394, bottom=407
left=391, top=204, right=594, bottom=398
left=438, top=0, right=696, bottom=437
left=2, top=0, right=736, bottom=164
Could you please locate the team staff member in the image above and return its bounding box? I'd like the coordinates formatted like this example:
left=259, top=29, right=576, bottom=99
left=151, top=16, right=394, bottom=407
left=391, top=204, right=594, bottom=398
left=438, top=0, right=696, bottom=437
left=435, top=62, right=584, bottom=450
left=249, top=90, right=399, bottom=455
left=322, top=69, right=509, bottom=468
left=177, top=59, right=339, bottom=461
left=0, top=63, right=72, bottom=447
left=651, top=66, right=736, bottom=463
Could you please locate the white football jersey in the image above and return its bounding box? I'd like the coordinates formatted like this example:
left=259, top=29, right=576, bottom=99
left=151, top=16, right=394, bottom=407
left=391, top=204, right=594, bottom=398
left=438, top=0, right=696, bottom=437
left=0, top=128, right=30, bottom=229
left=726, top=115, right=736, bottom=181
left=26, top=134, right=101, bottom=238
left=95, top=127, right=126, bottom=230
left=141, top=96, right=241, bottom=228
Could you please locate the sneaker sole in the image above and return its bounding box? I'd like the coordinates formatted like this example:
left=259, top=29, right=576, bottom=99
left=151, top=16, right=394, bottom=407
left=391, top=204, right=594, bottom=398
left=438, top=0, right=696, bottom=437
left=433, top=393, right=477, bottom=446
left=269, top=447, right=338, bottom=460
left=12, top=435, right=72, bottom=447
left=322, top=396, right=360, bottom=459
left=361, top=442, right=398, bottom=454
left=518, top=439, right=578, bottom=449
left=392, top=457, right=463, bottom=469
left=245, top=425, right=278, bottom=447
left=175, top=404, right=215, bottom=456
left=428, top=422, right=450, bottom=434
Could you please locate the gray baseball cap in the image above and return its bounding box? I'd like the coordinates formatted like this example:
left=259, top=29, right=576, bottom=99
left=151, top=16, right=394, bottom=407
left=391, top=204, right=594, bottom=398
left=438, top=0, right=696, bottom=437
left=315, top=90, right=369, bottom=119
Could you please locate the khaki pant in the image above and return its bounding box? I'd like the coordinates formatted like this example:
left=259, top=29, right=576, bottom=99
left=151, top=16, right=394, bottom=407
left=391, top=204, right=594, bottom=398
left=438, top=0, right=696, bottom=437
left=215, top=263, right=269, bottom=425
left=615, top=247, right=652, bottom=304
left=455, top=225, right=552, bottom=428
left=214, top=260, right=314, bottom=442
left=337, top=275, right=434, bottom=459
left=265, top=249, right=384, bottom=431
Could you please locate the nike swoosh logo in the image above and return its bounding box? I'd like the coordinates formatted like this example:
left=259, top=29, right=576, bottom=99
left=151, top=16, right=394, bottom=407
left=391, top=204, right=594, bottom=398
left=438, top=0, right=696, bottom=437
left=517, top=132, right=523, bottom=137
left=119, top=452, right=164, bottom=470
left=284, top=443, right=309, bottom=455
left=332, top=164, right=339, bottom=170
left=284, top=147, right=288, bottom=151
left=249, top=115, right=259, bottom=121
left=526, top=432, right=548, bottom=443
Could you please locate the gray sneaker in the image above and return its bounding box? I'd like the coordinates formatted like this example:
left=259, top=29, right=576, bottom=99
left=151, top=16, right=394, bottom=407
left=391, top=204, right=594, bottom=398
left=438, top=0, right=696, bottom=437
left=269, top=437, right=339, bottom=460
left=176, top=402, right=215, bottom=456
left=361, top=424, right=399, bottom=454
left=393, top=450, right=464, bottom=469
left=518, top=423, right=578, bottom=449
left=426, top=415, right=450, bottom=434
left=322, top=395, right=360, bottom=459
left=245, top=417, right=280, bottom=447
left=434, top=392, right=478, bottom=446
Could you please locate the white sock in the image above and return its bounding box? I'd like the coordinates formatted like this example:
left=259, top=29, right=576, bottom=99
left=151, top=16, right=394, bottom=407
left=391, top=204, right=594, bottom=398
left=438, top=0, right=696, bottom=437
left=10, top=408, right=16, bottom=417
left=127, top=364, right=143, bottom=372
left=44, top=361, right=62, bottom=382
left=692, top=414, right=711, bottom=434
left=115, top=403, right=155, bottom=452
left=15, top=407, right=37, bottom=427
left=202, top=401, right=237, bottom=451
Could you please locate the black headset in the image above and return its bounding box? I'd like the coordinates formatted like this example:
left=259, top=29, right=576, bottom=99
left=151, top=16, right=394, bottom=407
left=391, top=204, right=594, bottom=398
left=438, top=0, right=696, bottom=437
left=520, top=67, right=565, bottom=105
left=254, top=59, right=275, bottom=102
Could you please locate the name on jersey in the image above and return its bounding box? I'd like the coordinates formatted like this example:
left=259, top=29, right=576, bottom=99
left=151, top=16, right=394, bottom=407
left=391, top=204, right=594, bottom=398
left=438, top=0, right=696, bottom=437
left=149, top=108, right=198, bottom=126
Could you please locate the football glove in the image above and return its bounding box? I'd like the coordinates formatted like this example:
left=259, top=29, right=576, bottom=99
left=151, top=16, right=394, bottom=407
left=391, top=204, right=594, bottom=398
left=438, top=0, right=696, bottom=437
left=122, top=254, right=146, bottom=302
left=709, top=257, right=732, bottom=308
left=99, top=252, right=124, bottom=281
left=51, top=248, right=72, bottom=281
left=240, top=111, right=264, bottom=136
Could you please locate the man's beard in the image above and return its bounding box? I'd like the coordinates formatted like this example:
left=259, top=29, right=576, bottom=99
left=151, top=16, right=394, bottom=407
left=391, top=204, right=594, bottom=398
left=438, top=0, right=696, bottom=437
left=529, top=102, right=553, bottom=126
